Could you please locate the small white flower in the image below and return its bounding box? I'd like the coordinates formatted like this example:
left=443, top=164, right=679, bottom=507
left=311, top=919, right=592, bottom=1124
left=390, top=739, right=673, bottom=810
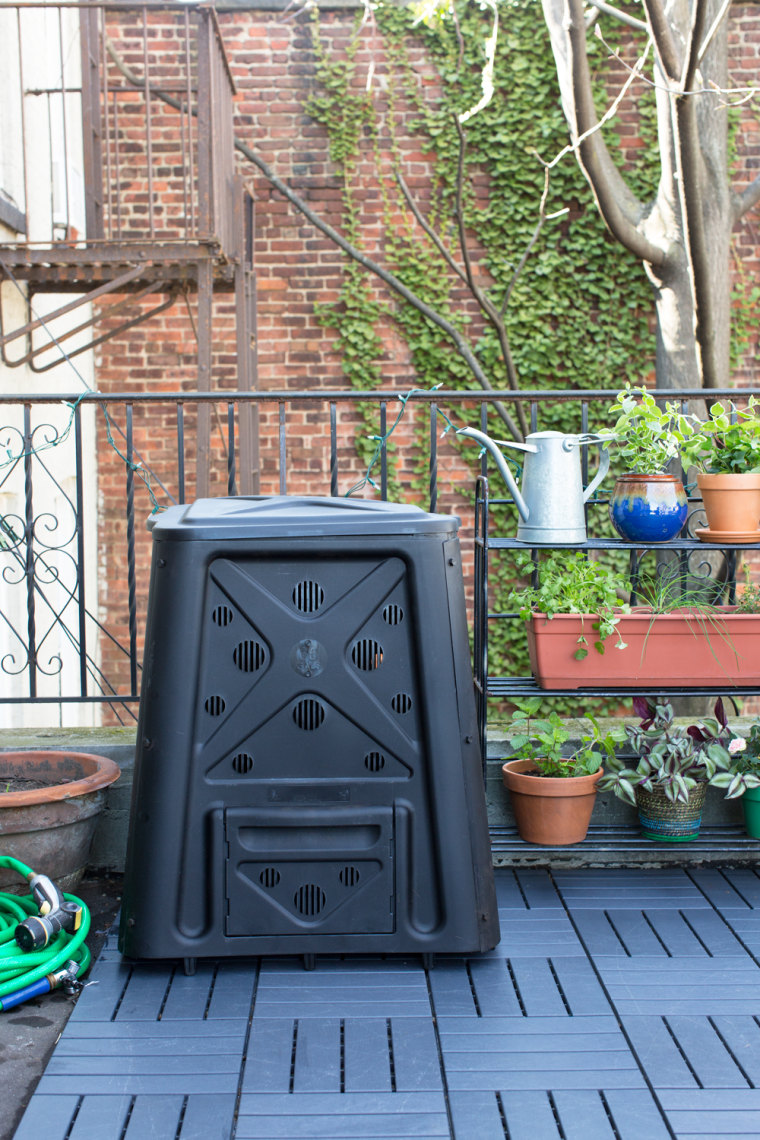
left=729, top=738, right=748, bottom=754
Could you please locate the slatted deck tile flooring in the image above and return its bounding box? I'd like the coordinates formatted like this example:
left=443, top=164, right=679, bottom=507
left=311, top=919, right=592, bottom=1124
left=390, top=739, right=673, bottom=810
left=15, top=866, right=760, bottom=1140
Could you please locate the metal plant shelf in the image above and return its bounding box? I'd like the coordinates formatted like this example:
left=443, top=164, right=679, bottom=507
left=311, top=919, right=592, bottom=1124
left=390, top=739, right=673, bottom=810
left=486, top=677, right=760, bottom=699
left=490, top=824, right=760, bottom=865
left=481, top=536, right=760, bottom=550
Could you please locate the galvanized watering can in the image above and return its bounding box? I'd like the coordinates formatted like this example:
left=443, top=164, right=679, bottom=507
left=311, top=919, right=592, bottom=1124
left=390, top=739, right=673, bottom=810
left=459, top=427, right=611, bottom=544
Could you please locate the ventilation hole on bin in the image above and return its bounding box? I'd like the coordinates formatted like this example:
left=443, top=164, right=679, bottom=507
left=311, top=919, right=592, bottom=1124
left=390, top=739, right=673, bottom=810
left=392, top=693, right=412, bottom=715
left=260, top=867, right=280, bottom=889
left=339, top=866, right=360, bottom=887
left=293, top=580, right=325, bottom=613
left=232, top=752, right=254, bottom=775
left=293, top=699, right=326, bottom=731
left=205, top=695, right=226, bottom=717
left=383, top=603, right=404, bottom=626
left=233, top=639, right=266, bottom=672
left=212, top=605, right=234, bottom=627
left=364, top=751, right=386, bottom=772
left=351, top=639, right=384, bottom=671
left=295, top=884, right=326, bottom=916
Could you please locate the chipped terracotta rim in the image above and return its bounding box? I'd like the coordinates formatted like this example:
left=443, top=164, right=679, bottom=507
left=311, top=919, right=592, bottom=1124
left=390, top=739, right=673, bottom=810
left=0, top=751, right=120, bottom=807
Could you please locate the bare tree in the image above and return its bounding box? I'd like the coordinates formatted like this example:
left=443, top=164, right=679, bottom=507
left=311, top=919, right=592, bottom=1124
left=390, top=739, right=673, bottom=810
left=541, top=0, right=760, bottom=391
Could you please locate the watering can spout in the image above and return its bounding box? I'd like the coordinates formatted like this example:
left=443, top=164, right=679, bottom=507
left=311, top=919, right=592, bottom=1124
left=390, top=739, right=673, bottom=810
left=457, top=427, right=535, bottom=522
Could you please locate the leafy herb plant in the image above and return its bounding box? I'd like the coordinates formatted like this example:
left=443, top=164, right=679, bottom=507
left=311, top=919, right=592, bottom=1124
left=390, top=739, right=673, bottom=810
left=609, top=384, right=695, bottom=474
left=505, top=698, right=623, bottom=777
left=680, top=397, right=760, bottom=474
left=508, top=550, right=630, bottom=659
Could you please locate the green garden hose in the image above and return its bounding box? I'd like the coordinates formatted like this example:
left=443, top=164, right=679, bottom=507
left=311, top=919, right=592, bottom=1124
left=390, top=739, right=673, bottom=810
left=0, top=855, right=91, bottom=1011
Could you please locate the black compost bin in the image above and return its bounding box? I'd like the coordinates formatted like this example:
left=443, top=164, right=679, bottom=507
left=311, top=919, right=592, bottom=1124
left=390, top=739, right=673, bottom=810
left=119, top=496, right=499, bottom=963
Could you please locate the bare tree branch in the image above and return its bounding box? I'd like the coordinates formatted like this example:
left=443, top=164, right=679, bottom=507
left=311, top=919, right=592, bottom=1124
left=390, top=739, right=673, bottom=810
left=587, top=1, right=647, bottom=32
left=543, top=0, right=665, bottom=266
left=641, top=0, right=683, bottom=79
left=676, top=0, right=722, bottom=388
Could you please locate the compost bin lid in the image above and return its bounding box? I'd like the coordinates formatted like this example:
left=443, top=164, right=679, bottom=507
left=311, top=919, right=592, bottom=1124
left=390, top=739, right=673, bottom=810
left=147, top=496, right=460, bottom=540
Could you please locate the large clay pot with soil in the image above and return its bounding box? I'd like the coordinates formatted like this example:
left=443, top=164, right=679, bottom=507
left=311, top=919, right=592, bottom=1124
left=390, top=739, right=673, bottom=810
left=0, top=751, right=120, bottom=891
left=501, top=758, right=602, bottom=845
left=697, top=472, right=760, bottom=538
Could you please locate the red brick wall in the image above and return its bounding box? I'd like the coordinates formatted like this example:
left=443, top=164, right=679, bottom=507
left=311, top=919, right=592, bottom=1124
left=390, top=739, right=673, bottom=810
left=94, top=4, right=760, bottom=711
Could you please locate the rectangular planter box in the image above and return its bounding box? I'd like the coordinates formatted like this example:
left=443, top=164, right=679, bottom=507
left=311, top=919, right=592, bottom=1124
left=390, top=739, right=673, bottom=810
left=527, top=608, right=760, bottom=689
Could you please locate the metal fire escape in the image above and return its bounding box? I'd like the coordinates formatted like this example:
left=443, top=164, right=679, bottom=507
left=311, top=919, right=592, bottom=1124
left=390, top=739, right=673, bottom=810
left=0, top=1, right=258, bottom=495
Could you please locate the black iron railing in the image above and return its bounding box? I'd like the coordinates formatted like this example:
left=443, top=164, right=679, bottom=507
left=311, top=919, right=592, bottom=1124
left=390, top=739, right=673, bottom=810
left=0, top=386, right=755, bottom=725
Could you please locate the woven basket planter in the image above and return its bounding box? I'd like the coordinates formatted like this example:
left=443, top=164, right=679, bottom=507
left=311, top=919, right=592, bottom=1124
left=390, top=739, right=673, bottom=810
left=635, top=782, right=707, bottom=843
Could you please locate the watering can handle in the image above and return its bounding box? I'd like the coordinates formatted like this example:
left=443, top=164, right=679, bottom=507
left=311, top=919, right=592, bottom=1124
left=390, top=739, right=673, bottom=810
left=578, top=437, right=611, bottom=503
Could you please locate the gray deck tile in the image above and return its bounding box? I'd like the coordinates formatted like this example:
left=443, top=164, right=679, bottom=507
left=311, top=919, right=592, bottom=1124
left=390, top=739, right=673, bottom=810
left=710, top=1015, right=760, bottom=1086
left=658, top=1088, right=760, bottom=1135
left=243, top=1018, right=296, bottom=1092
left=718, top=911, right=760, bottom=956
left=438, top=1015, right=643, bottom=1091
left=254, top=960, right=431, bottom=1019
left=447, top=1091, right=505, bottom=1139
left=549, top=956, right=613, bottom=1015
left=602, top=1089, right=673, bottom=1139
left=35, top=1071, right=240, bottom=1096
left=665, top=1014, right=754, bottom=1088
left=427, top=962, right=490, bottom=1017
left=552, top=1090, right=618, bottom=1139
left=68, top=959, right=131, bottom=1021
left=390, top=1018, right=444, bottom=1092
left=485, top=911, right=585, bottom=958
left=689, top=868, right=756, bottom=910
left=509, top=957, right=571, bottom=1017
left=620, top=1014, right=700, bottom=1088
left=344, top=1019, right=394, bottom=1093
left=498, top=1091, right=564, bottom=1138
left=514, top=869, right=562, bottom=908
left=293, top=1018, right=341, bottom=1092
left=494, top=870, right=530, bottom=909
left=597, top=957, right=760, bottom=1015
left=554, top=869, right=711, bottom=909
left=113, top=964, right=173, bottom=1021
left=12, top=1095, right=82, bottom=1140
left=206, top=960, right=259, bottom=1018
left=159, top=962, right=217, bottom=1019
left=235, top=1092, right=450, bottom=1138
left=468, top=959, right=531, bottom=1016
left=20, top=866, right=760, bottom=1139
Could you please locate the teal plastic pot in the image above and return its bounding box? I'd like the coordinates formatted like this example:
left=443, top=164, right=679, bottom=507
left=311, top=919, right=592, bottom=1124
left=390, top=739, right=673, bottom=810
left=741, top=786, right=760, bottom=839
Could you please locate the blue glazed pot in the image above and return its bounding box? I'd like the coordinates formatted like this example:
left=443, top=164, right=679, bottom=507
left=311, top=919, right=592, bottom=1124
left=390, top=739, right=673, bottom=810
left=609, top=473, right=688, bottom=542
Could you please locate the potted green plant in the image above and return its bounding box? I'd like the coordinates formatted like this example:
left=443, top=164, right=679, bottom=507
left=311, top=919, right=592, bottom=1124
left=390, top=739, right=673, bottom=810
left=608, top=384, right=693, bottom=542
left=680, top=398, right=760, bottom=538
left=510, top=550, right=760, bottom=689
left=598, top=698, right=733, bottom=841
left=502, top=698, right=624, bottom=844
left=711, top=721, right=760, bottom=837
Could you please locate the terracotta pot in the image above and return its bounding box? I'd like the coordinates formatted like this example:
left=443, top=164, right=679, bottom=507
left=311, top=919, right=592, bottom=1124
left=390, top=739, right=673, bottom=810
left=609, top=473, right=688, bottom=542
left=501, top=758, right=602, bottom=845
left=697, top=472, right=760, bottom=535
left=527, top=608, right=760, bottom=689
left=0, top=751, right=120, bottom=891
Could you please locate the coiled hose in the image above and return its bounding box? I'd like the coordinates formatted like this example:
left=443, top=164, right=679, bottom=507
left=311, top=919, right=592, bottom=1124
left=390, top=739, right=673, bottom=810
left=0, top=855, right=91, bottom=1011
